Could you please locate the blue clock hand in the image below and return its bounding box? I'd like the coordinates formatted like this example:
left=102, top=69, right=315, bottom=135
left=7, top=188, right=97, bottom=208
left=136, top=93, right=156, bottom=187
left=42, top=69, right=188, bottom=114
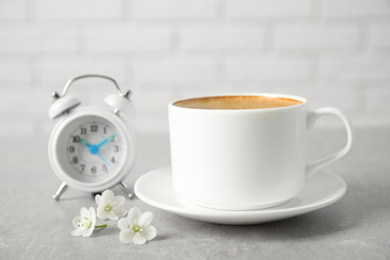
left=80, top=139, right=92, bottom=148
left=97, top=134, right=115, bottom=148
left=85, top=144, right=112, bottom=166
left=96, top=152, right=111, bottom=166
left=80, top=137, right=112, bottom=166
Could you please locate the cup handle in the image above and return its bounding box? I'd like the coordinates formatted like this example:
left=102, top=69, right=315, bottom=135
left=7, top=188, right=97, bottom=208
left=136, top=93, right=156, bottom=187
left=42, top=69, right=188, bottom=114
left=306, top=107, right=354, bottom=177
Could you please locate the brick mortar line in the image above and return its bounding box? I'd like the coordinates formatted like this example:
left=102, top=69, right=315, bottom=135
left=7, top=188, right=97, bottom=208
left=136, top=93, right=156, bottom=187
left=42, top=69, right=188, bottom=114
left=357, top=21, right=370, bottom=51
left=1, top=18, right=389, bottom=26
left=216, top=0, right=227, bottom=21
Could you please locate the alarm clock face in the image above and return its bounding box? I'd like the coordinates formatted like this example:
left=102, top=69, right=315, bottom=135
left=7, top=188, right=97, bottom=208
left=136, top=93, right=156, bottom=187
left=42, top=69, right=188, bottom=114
left=49, top=109, right=134, bottom=189
left=66, top=120, right=123, bottom=178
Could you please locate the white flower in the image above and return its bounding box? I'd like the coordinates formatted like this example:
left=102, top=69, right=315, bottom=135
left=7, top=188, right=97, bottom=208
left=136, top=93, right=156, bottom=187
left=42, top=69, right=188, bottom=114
left=95, top=190, right=127, bottom=220
left=118, top=207, right=157, bottom=245
left=71, top=207, right=97, bottom=237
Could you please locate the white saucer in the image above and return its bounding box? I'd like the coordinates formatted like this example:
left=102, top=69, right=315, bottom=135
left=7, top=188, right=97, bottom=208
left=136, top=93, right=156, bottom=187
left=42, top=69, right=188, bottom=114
left=134, top=167, right=347, bottom=225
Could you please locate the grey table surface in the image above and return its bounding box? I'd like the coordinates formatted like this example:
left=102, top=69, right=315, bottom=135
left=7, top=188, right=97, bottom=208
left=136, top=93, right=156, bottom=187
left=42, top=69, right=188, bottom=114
left=1, top=126, right=389, bottom=260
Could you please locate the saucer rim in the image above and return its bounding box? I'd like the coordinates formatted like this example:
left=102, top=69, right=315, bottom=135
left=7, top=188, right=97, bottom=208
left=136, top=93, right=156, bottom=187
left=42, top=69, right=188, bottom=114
left=134, top=166, right=347, bottom=222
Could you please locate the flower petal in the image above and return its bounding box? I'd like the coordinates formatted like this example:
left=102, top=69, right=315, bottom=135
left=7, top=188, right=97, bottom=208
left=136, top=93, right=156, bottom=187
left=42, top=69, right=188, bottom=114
left=140, top=225, right=157, bottom=241
left=119, top=230, right=134, bottom=244
left=111, top=195, right=125, bottom=207
left=97, top=206, right=109, bottom=220
left=72, top=216, right=82, bottom=228
left=138, top=211, right=153, bottom=227
left=107, top=213, right=119, bottom=221
left=101, top=190, right=114, bottom=203
left=112, top=207, right=127, bottom=218
left=88, top=207, right=96, bottom=220
left=133, top=232, right=146, bottom=245
left=71, top=229, right=81, bottom=236
left=83, top=226, right=95, bottom=237
left=71, top=226, right=88, bottom=236
left=80, top=207, right=89, bottom=218
left=127, top=207, right=141, bottom=226
left=117, top=218, right=130, bottom=231
left=90, top=218, right=96, bottom=229
left=95, top=194, right=103, bottom=206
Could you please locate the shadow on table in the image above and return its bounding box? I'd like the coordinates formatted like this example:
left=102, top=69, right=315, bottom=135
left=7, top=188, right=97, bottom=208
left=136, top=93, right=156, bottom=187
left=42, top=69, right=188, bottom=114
left=209, top=206, right=355, bottom=240
left=174, top=184, right=365, bottom=240
left=200, top=178, right=387, bottom=240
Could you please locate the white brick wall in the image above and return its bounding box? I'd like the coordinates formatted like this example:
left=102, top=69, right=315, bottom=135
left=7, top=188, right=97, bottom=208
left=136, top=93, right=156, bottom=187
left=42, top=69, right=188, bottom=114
left=227, top=58, right=311, bottom=80
left=0, top=25, right=78, bottom=53
left=369, top=22, right=390, bottom=48
left=0, top=61, right=31, bottom=83
left=227, top=0, right=312, bottom=18
left=39, top=59, right=125, bottom=84
left=323, top=0, right=390, bottom=17
left=33, top=0, right=123, bottom=20
left=181, top=25, right=266, bottom=51
left=0, top=0, right=389, bottom=136
left=275, top=24, right=360, bottom=50
left=320, top=57, right=390, bottom=80
left=135, top=58, right=218, bottom=83
left=132, top=0, right=217, bottom=20
left=85, top=25, right=172, bottom=52
left=0, top=0, right=26, bottom=20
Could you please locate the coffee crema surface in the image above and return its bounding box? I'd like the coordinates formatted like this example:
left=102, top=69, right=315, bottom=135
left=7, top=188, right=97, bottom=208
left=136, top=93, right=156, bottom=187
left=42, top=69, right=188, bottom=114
left=173, top=95, right=303, bottom=110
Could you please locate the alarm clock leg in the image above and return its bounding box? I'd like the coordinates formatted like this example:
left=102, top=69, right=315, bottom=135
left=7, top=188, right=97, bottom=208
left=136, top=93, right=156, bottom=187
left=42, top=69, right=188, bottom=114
left=53, top=182, right=68, bottom=200
left=118, top=181, right=134, bottom=200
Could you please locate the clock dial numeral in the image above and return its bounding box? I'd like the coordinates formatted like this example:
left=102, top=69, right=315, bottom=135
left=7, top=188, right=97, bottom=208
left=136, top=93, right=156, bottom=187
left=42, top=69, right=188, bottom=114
left=81, top=127, right=87, bottom=135
left=80, top=164, right=85, bottom=172
left=102, top=164, right=107, bottom=172
left=113, top=145, right=119, bottom=152
left=73, top=136, right=80, bottom=143
left=68, top=145, right=75, bottom=153
left=72, top=156, right=78, bottom=164
left=91, top=166, right=97, bottom=174
left=90, top=125, right=98, bottom=132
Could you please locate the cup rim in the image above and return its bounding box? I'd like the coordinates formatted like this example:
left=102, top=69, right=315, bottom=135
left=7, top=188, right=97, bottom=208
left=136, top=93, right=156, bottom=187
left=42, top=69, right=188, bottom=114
left=169, top=93, right=307, bottom=112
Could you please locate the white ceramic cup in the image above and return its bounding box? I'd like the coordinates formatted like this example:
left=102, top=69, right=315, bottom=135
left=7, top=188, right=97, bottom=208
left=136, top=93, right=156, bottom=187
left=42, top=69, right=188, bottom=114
left=168, top=94, right=353, bottom=210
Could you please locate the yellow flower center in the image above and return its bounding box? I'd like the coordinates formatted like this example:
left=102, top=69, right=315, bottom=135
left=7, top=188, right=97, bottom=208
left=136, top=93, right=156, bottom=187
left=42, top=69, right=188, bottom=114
left=133, top=225, right=140, bottom=232
left=77, top=217, right=91, bottom=228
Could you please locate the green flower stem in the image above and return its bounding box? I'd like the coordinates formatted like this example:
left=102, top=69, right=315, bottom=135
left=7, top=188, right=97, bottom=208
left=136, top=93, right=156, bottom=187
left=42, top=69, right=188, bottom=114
left=95, top=224, right=107, bottom=228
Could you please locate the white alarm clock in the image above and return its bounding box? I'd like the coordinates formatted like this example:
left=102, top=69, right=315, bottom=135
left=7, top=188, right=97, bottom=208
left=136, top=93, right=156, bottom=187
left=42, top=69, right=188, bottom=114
left=48, top=75, right=136, bottom=200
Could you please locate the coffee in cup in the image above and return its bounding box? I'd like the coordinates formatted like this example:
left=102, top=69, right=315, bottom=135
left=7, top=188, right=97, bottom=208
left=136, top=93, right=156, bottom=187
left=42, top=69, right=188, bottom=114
left=173, top=95, right=303, bottom=110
